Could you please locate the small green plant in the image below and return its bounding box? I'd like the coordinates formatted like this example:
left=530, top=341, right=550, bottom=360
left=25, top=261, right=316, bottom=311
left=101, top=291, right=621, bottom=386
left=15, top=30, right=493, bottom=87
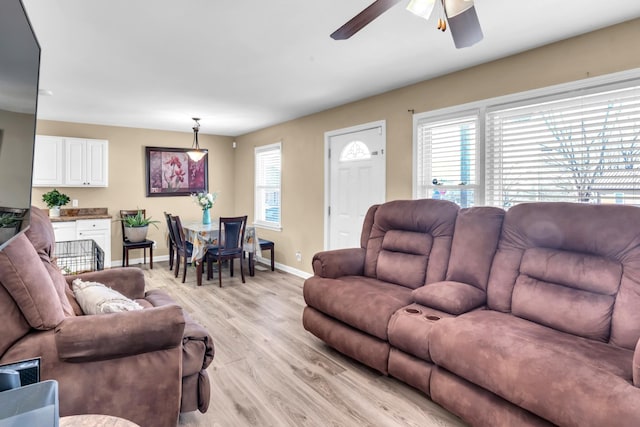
left=42, top=189, right=70, bottom=208
left=117, top=210, right=160, bottom=228
left=0, top=212, right=22, bottom=228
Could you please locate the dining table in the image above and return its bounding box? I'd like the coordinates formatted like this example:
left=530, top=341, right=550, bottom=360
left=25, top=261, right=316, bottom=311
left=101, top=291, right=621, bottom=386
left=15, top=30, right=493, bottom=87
left=181, top=219, right=261, bottom=286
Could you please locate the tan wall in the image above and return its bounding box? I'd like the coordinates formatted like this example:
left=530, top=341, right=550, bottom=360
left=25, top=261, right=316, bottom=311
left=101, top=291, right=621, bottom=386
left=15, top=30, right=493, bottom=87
left=234, top=19, right=640, bottom=274
left=31, top=20, right=640, bottom=274
left=32, top=121, right=235, bottom=263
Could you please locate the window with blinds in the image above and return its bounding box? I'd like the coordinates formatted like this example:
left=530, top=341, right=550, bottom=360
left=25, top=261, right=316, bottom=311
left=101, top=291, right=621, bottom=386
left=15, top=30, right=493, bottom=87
left=415, top=112, right=478, bottom=208
left=254, top=142, right=282, bottom=229
left=486, top=85, right=640, bottom=207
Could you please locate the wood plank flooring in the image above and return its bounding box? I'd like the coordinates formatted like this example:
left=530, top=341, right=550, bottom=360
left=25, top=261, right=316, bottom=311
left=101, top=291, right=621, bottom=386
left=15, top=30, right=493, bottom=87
left=141, top=261, right=467, bottom=427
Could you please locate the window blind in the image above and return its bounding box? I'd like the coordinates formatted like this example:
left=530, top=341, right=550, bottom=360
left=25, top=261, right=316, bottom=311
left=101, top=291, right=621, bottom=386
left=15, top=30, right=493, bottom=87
left=415, top=113, right=478, bottom=208
left=254, top=142, right=281, bottom=228
left=486, top=85, right=640, bottom=207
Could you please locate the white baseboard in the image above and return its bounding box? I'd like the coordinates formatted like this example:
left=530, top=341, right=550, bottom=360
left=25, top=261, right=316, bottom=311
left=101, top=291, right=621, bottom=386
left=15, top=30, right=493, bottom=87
left=113, top=254, right=312, bottom=279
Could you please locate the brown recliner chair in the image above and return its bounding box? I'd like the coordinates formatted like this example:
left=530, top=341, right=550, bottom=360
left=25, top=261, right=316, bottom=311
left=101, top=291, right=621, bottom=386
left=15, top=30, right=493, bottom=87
left=0, top=207, right=214, bottom=427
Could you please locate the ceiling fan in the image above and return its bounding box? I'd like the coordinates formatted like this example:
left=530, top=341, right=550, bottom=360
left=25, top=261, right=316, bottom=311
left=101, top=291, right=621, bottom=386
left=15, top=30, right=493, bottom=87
left=331, top=0, right=483, bottom=49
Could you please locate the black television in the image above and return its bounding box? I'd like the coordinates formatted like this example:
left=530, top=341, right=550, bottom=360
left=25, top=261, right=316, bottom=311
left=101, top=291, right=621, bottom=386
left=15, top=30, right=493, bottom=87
left=0, top=0, right=40, bottom=250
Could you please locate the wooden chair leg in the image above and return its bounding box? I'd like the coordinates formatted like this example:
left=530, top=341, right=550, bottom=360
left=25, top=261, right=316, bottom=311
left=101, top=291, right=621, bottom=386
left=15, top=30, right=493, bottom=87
left=149, top=246, right=153, bottom=269
left=174, top=255, right=180, bottom=278
left=218, top=260, right=223, bottom=288
left=249, top=252, right=255, bottom=276
left=270, top=246, right=274, bottom=271
left=182, top=256, right=187, bottom=283
left=240, top=257, right=245, bottom=283
left=169, top=245, right=174, bottom=270
left=230, top=259, right=234, bottom=277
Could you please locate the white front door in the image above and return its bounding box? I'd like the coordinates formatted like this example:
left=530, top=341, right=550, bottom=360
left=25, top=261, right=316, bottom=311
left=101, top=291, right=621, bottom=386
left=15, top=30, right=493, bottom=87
left=325, top=121, right=386, bottom=250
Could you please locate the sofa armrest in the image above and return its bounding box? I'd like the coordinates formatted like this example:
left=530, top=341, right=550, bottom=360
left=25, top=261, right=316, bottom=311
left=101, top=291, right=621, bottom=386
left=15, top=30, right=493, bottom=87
left=312, top=248, right=365, bottom=278
left=634, top=338, right=640, bottom=387
left=55, top=304, right=185, bottom=362
left=65, top=267, right=146, bottom=299
left=413, top=281, right=486, bottom=315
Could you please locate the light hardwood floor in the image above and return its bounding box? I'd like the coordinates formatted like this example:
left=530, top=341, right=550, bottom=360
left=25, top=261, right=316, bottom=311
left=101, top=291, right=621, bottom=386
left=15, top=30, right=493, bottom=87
left=141, top=261, right=467, bottom=427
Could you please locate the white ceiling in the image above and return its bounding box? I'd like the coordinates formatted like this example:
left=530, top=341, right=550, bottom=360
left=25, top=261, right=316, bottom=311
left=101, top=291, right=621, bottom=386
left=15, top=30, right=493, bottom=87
left=22, top=0, right=640, bottom=136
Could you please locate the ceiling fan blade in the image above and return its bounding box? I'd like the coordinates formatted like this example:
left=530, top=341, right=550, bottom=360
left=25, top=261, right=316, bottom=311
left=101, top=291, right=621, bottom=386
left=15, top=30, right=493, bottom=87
left=444, top=0, right=483, bottom=48
left=331, top=0, right=403, bottom=40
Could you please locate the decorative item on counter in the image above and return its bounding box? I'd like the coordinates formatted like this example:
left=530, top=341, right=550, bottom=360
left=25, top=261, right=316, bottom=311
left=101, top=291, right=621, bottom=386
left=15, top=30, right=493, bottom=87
left=191, top=192, right=217, bottom=225
left=115, top=210, right=160, bottom=243
left=41, top=189, right=70, bottom=217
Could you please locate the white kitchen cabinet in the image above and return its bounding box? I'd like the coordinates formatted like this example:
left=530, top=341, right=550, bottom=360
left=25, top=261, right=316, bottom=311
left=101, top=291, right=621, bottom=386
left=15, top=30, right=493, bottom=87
left=52, top=219, right=112, bottom=268
left=33, top=136, right=108, bottom=187
left=32, top=136, right=64, bottom=186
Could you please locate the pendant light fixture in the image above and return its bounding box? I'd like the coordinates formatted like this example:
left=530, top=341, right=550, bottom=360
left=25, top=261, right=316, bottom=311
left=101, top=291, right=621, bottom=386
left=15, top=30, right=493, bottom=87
left=187, top=117, right=206, bottom=162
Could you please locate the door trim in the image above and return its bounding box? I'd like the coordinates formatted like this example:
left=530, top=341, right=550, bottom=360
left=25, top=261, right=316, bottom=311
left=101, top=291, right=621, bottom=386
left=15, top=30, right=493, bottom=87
left=324, top=120, right=386, bottom=250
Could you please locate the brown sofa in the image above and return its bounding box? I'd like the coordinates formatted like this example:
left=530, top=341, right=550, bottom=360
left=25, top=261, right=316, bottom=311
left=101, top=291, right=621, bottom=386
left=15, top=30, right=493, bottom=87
left=0, top=207, right=214, bottom=427
left=303, top=199, right=640, bottom=427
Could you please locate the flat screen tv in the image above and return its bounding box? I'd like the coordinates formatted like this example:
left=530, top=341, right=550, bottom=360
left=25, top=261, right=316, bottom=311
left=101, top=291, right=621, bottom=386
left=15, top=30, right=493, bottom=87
left=0, top=0, right=40, bottom=250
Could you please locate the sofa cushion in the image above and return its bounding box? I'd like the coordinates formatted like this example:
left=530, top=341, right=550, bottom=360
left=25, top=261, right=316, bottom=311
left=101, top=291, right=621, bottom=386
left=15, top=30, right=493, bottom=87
left=446, top=207, right=504, bottom=291
left=487, top=202, right=640, bottom=350
left=429, top=310, right=640, bottom=427
left=0, top=284, right=31, bottom=356
left=412, top=281, right=486, bottom=315
left=377, top=230, right=432, bottom=289
left=0, top=234, right=65, bottom=329
left=363, top=199, right=458, bottom=287
left=303, top=275, right=413, bottom=340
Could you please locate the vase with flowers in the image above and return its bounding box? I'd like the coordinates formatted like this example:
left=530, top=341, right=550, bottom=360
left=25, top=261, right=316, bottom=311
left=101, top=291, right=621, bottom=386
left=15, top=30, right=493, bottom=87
left=192, top=192, right=217, bottom=224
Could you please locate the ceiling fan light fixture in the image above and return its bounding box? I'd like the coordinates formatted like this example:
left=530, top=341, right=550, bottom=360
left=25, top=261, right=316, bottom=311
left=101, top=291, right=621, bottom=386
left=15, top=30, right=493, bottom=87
left=445, top=1, right=483, bottom=49
left=406, top=0, right=436, bottom=20
left=443, top=0, right=474, bottom=18
left=187, top=117, right=207, bottom=162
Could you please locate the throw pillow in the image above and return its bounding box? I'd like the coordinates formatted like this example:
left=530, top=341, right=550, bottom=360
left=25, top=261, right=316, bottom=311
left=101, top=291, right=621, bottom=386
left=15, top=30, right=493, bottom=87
left=72, top=278, right=143, bottom=315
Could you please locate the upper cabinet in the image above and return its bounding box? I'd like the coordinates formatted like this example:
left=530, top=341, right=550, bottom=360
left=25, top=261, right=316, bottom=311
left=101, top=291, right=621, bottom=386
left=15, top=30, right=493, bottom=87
left=33, top=136, right=109, bottom=187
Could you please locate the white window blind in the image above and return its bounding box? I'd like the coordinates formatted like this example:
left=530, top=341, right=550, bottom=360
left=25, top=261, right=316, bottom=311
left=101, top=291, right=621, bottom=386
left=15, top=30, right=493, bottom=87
left=415, top=113, right=478, bottom=208
left=254, top=142, right=281, bottom=229
left=486, top=85, right=640, bottom=207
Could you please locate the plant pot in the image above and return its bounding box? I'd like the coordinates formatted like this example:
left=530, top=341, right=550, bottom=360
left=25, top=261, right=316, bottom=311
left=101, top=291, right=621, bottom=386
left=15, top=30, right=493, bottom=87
left=49, top=207, right=61, bottom=217
left=124, top=225, right=148, bottom=243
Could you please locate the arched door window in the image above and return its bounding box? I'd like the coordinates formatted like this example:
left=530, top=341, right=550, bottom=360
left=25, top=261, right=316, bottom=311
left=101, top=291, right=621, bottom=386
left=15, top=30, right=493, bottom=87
left=339, top=140, right=371, bottom=162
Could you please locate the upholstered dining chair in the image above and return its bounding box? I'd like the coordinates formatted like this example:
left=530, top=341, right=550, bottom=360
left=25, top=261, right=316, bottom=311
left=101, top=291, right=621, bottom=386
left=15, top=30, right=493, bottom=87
left=164, top=211, right=176, bottom=271
left=169, top=215, right=193, bottom=283
left=205, top=216, right=247, bottom=287
left=120, top=209, right=154, bottom=269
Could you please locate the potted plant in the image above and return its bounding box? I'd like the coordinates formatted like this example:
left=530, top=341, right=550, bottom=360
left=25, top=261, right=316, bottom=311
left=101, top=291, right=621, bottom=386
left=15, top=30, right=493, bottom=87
left=42, top=189, right=70, bottom=217
left=116, top=210, right=160, bottom=243
left=0, top=211, right=24, bottom=244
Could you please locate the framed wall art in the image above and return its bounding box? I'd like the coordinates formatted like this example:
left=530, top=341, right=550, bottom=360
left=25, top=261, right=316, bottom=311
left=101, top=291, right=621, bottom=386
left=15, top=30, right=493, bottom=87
left=145, top=146, right=208, bottom=197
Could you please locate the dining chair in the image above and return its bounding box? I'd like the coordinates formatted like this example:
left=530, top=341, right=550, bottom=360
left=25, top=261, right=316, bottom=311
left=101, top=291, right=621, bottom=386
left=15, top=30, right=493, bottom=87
left=169, top=215, right=194, bottom=283
left=164, top=211, right=175, bottom=271
left=120, top=209, right=154, bottom=269
left=205, top=216, right=247, bottom=287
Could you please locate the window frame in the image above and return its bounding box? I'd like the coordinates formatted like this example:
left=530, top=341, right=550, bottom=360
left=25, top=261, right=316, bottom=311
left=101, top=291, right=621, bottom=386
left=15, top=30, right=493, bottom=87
left=412, top=68, right=640, bottom=208
left=254, top=141, right=282, bottom=230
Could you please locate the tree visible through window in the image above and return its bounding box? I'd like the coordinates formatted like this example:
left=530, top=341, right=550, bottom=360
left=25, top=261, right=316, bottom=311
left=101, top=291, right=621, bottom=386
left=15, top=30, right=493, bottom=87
left=487, top=85, right=640, bottom=206
left=413, top=77, right=640, bottom=208
left=255, top=142, right=281, bottom=229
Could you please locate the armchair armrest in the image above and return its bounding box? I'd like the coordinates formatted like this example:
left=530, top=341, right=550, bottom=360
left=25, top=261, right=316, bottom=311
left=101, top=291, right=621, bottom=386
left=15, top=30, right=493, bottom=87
left=312, top=248, right=365, bottom=279
left=634, top=338, right=640, bottom=387
left=65, top=267, right=146, bottom=299
left=55, top=304, right=185, bottom=362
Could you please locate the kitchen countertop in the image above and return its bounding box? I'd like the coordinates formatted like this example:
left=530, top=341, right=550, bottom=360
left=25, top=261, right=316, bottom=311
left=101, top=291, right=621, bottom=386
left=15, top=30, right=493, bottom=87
left=49, top=207, right=112, bottom=222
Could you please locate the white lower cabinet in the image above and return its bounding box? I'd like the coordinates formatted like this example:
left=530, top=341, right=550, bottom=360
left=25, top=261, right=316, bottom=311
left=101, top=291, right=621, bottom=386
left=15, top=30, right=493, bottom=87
left=52, top=219, right=112, bottom=269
